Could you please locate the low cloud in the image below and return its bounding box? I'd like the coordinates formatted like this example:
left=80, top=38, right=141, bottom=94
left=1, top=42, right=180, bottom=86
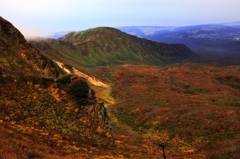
left=16, top=24, right=50, bottom=39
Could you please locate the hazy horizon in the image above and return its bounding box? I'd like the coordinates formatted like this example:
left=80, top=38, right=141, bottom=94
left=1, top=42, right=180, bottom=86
left=1, top=0, right=240, bottom=38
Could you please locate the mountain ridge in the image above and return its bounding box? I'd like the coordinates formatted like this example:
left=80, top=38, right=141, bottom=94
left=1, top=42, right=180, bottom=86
left=30, top=27, right=196, bottom=72
left=44, top=20, right=240, bottom=40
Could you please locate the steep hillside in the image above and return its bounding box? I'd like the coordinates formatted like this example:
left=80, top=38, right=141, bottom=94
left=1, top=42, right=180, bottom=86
left=0, top=17, right=64, bottom=77
left=0, top=17, right=115, bottom=158
left=30, top=27, right=195, bottom=71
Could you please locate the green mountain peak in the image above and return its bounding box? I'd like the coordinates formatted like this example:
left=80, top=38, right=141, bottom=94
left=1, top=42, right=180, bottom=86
left=31, top=26, right=196, bottom=71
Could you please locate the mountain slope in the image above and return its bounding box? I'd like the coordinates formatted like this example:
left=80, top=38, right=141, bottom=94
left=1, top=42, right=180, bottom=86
left=0, top=16, right=117, bottom=158
left=0, top=17, right=64, bottom=77
left=30, top=27, right=196, bottom=71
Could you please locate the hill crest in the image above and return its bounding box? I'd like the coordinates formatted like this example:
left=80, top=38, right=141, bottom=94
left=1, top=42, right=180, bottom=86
left=0, top=16, right=65, bottom=77
left=31, top=27, right=196, bottom=70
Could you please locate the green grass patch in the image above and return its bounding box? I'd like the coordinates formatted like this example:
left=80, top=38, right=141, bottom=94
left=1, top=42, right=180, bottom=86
left=184, top=89, right=195, bottom=94
left=176, top=82, right=190, bottom=88
left=184, top=87, right=209, bottom=94
left=166, top=78, right=190, bottom=89
left=216, top=76, right=240, bottom=89
left=112, top=110, right=152, bottom=133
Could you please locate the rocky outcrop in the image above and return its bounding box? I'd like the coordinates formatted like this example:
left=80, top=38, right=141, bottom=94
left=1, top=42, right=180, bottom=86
left=81, top=103, right=111, bottom=133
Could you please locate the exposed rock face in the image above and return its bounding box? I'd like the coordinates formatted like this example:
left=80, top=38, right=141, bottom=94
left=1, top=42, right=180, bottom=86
left=82, top=103, right=111, bottom=133
left=0, top=16, right=64, bottom=77
left=69, top=76, right=111, bottom=133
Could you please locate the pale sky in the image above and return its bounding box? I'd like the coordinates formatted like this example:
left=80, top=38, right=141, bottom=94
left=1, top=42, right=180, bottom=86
left=1, top=0, right=240, bottom=37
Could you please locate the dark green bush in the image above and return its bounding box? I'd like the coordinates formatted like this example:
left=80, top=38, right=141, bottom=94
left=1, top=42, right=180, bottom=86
left=57, top=75, right=72, bottom=84
left=77, top=99, right=89, bottom=106
left=91, top=89, right=95, bottom=96
left=41, top=77, right=54, bottom=85
left=70, top=80, right=91, bottom=106
left=184, top=89, right=195, bottom=94
left=70, top=81, right=89, bottom=98
left=176, top=82, right=190, bottom=88
left=26, top=151, right=43, bottom=159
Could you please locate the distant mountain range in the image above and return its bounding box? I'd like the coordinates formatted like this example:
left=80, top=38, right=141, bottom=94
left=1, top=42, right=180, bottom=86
left=44, top=31, right=70, bottom=39
left=117, top=21, right=240, bottom=37
left=117, top=22, right=240, bottom=55
left=45, top=21, right=240, bottom=56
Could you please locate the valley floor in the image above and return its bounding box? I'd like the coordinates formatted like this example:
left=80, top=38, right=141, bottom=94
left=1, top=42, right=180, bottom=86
left=91, top=62, right=240, bottom=159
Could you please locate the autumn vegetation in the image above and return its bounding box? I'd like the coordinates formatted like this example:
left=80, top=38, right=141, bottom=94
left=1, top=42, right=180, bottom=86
left=91, top=62, right=240, bottom=158
left=1, top=16, right=240, bottom=158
